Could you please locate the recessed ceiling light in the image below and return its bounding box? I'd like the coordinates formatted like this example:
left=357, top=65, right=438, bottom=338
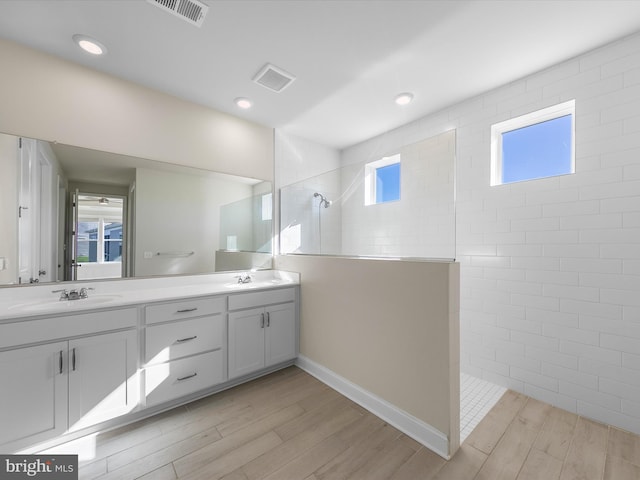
left=235, top=97, right=252, bottom=109
left=72, top=34, right=107, bottom=55
left=395, top=92, right=414, bottom=106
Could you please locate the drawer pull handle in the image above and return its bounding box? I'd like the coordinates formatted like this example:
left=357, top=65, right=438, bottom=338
left=261, top=313, right=265, bottom=328
left=176, top=335, right=198, bottom=343
left=72, top=348, right=77, bottom=371
left=59, top=350, right=63, bottom=374
left=177, top=372, right=197, bottom=381
left=176, top=308, right=198, bottom=313
left=266, top=312, right=270, bottom=327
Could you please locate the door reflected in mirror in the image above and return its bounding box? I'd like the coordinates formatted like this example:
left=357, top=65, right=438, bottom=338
left=0, top=133, right=273, bottom=287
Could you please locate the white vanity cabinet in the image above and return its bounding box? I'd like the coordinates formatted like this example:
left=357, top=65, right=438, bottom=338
left=0, top=271, right=300, bottom=453
left=0, top=308, right=138, bottom=451
left=143, top=296, right=226, bottom=406
left=228, top=288, right=297, bottom=380
left=68, top=329, right=138, bottom=431
left=0, top=341, right=68, bottom=448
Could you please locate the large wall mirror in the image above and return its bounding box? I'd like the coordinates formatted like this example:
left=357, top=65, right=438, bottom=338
left=0, top=133, right=273, bottom=287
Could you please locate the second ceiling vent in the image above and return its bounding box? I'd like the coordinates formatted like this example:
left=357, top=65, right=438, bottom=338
left=147, top=0, right=208, bottom=27
left=253, top=63, right=296, bottom=93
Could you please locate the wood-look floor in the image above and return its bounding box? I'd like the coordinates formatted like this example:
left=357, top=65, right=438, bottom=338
left=45, top=366, right=640, bottom=480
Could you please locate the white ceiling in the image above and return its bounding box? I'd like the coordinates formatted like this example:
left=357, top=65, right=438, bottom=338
left=1, top=0, right=640, bottom=150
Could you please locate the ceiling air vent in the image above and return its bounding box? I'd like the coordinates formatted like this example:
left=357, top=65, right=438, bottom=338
left=253, top=63, right=296, bottom=93
left=147, top=0, right=208, bottom=27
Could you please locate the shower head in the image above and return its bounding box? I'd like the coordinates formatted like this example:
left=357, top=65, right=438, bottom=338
left=313, top=192, right=332, bottom=208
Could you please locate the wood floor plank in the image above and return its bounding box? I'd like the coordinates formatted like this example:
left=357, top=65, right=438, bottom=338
left=518, top=398, right=553, bottom=430
left=465, top=390, right=528, bottom=455
left=215, top=377, right=325, bottom=437
left=78, top=458, right=108, bottom=480
left=516, top=448, right=563, bottom=480
left=94, top=425, right=223, bottom=480
left=347, top=441, right=417, bottom=480
left=106, top=418, right=222, bottom=472
left=219, top=470, right=250, bottom=480
left=533, top=406, right=578, bottom=461
left=474, top=410, right=541, bottom=480
left=274, top=396, right=357, bottom=441
left=431, top=443, right=487, bottom=480
left=296, top=385, right=340, bottom=413
left=242, top=404, right=362, bottom=480
left=261, top=434, right=348, bottom=480
left=390, top=447, right=447, bottom=480
left=179, top=431, right=282, bottom=480
left=332, top=411, right=386, bottom=445
left=607, top=426, right=640, bottom=466
left=559, top=417, right=609, bottom=480
left=314, top=422, right=404, bottom=480
left=603, top=455, right=640, bottom=480
left=135, top=463, right=177, bottom=480
left=172, top=404, right=304, bottom=478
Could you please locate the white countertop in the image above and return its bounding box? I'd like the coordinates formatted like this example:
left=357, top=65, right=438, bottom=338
left=0, top=270, right=299, bottom=321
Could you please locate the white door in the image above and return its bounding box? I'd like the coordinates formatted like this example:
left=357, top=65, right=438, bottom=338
left=228, top=307, right=265, bottom=379
left=36, top=142, right=54, bottom=283
left=265, top=303, right=296, bottom=367
left=69, top=189, right=78, bottom=280
left=68, top=330, right=138, bottom=431
left=17, top=137, right=36, bottom=283
left=0, top=342, right=68, bottom=448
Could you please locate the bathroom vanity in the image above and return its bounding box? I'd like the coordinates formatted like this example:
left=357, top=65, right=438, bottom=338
left=0, top=270, right=299, bottom=453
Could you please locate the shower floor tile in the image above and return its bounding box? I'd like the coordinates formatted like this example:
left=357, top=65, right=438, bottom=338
left=460, top=373, right=506, bottom=443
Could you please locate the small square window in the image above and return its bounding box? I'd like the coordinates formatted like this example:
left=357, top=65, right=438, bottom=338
left=491, top=100, right=575, bottom=186
left=365, top=154, right=400, bottom=205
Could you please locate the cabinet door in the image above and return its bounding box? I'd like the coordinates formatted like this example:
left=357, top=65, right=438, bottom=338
left=68, top=330, right=139, bottom=431
left=265, top=303, right=296, bottom=367
left=228, top=307, right=265, bottom=379
left=0, top=341, right=67, bottom=448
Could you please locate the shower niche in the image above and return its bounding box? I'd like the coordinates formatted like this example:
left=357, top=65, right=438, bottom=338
left=280, top=130, right=456, bottom=260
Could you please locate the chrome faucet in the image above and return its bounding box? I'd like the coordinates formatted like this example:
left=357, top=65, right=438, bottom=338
left=237, top=273, right=252, bottom=284
left=53, top=287, right=94, bottom=301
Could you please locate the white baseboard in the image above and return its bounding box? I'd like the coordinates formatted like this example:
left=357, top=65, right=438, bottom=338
left=295, top=355, right=451, bottom=459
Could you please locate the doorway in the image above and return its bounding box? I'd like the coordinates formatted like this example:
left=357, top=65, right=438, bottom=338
left=67, top=193, right=126, bottom=281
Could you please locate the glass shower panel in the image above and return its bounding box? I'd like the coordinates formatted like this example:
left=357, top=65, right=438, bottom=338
left=280, top=130, right=456, bottom=260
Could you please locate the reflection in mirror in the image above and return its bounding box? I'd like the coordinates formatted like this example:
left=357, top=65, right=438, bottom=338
left=0, top=133, right=273, bottom=287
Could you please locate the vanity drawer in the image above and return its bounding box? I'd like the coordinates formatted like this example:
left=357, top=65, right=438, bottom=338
left=0, top=308, right=138, bottom=349
left=145, top=296, right=225, bottom=325
left=228, top=287, right=295, bottom=311
left=144, top=350, right=224, bottom=406
left=145, top=315, right=224, bottom=364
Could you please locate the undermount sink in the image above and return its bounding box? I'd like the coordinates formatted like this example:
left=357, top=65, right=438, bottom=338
left=8, top=294, right=123, bottom=313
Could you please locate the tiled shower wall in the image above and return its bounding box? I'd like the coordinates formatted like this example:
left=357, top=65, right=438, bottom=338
left=339, top=31, right=640, bottom=434
left=340, top=132, right=456, bottom=259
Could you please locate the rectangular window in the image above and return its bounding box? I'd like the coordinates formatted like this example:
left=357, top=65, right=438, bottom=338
left=491, top=100, right=575, bottom=185
left=365, top=154, right=401, bottom=205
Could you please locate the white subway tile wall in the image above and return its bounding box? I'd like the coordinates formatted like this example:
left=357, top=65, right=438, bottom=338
left=456, top=32, right=640, bottom=434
